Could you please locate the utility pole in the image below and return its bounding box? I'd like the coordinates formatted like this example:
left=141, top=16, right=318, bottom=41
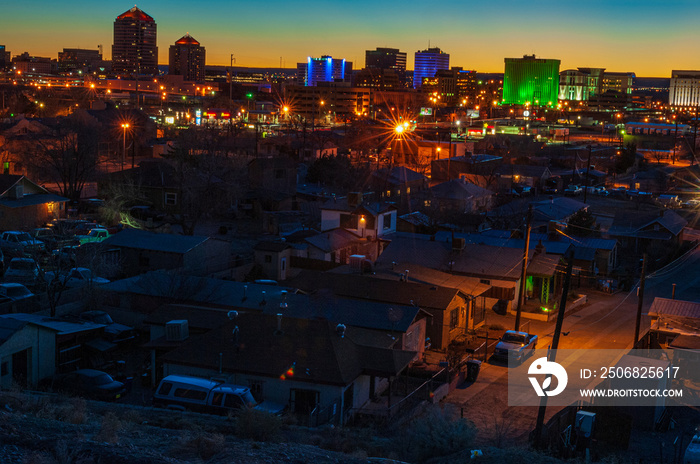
left=533, top=245, right=575, bottom=449
left=514, top=204, right=533, bottom=332
left=583, top=145, right=593, bottom=203
left=634, top=254, right=647, bottom=347
left=234, top=53, right=236, bottom=102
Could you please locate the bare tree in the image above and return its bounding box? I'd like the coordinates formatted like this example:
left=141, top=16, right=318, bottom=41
left=28, top=113, right=100, bottom=202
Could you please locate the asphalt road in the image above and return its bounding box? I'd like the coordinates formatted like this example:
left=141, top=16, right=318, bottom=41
left=444, top=241, right=700, bottom=446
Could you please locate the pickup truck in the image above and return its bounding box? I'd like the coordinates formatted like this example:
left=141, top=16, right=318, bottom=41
left=492, top=330, right=538, bottom=364
left=76, top=228, right=110, bottom=245
left=153, top=375, right=286, bottom=416
left=31, top=228, right=78, bottom=251
left=0, top=231, right=45, bottom=255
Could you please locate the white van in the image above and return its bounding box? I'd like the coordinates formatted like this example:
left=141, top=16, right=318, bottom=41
left=153, top=375, right=286, bottom=415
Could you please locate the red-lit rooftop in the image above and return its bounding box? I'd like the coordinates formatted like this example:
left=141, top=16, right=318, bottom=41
left=116, top=6, right=154, bottom=22
left=175, top=34, right=200, bottom=46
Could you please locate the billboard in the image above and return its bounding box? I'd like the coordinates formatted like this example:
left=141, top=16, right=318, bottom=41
left=420, top=107, right=433, bottom=116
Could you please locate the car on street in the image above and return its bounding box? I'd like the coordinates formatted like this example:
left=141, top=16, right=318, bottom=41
left=51, top=369, right=126, bottom=401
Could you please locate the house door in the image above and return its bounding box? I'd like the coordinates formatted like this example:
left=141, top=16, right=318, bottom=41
left=290, top=389, right=319, bottom=415
left=12, top=349, right=29, bottom=388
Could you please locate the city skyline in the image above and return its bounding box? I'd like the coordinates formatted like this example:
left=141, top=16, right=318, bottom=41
left=3, top=0, right=700, bottom=76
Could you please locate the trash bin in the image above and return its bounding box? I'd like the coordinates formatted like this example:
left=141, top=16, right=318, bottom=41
left=466, top=359, right=482, bottom=382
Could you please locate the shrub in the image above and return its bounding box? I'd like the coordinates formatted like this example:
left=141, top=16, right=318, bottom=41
left=234, top=409, right=282, bottom=442
left=393, top=407, right=476, bottom=462
left=95, top=412, right=122, bottom=444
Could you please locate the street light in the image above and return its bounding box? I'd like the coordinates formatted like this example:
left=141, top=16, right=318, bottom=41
left=120, top=123, right=129, bottom=170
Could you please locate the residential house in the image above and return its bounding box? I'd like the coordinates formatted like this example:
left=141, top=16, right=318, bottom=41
left=376, top=233, right=559, bottom=313
left=647, top=297, right=700, bottom=380
left=370, top=166, right=428, bottom=202
left=320, top=193, right=397, bottom=239
left=102, top=229, right=230, bottom=277
left=0, top=318, right=55, bottom=389
left=158, top=312, right=417, bottom=425
left=486, top=196, right=588, bottom=232
left=253, top=241, right=292, bottom=281
left=0, top=313, right=106, bottom=381
left=494, top=164, right=553, bottom=193
left=0, top=175, right=68, bottom=229
left=98, top=159, right=181, bottom=213
left=289, top=269, right=482, bottom=350
left=608, top=209, right=687, bottom=252
left=428, top=178, right=494, bottom=214
left=430, top=154, right=502, bottom=184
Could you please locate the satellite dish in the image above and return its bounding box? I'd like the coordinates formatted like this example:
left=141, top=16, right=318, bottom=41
left=227, top=310, right=238, bottom=321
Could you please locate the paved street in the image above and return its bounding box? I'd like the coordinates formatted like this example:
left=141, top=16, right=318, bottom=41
left=444, top=240, right=700, bottom=446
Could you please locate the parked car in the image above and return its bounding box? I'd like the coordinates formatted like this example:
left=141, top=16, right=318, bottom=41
left=52, top=245, right=79, bottom=267
left=153, top=375, right=286, bottom=415
left=492, top=330, right=538, bottom=364
left=4, top=258, right=39, bottom=287
left=0, top=283, right=34, bottom=301
left=51, top=369, right=126, bottom=401
left=78, top=310, right=136, bottom=344
left=45, top=267, right=109, bottom=289
left=563, top=185, right=582, bottom=196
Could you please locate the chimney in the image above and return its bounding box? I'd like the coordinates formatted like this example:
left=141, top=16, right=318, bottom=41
left=348, top=192, right=363, bottom=207
left=275, top=313, right=283, bottom=335
left=260, top=290, right=267, bottom=306
left=242, top=284, right=248, bottom=301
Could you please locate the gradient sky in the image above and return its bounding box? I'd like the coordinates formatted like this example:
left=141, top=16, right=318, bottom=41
left=3, top=0, right=700, bottom=76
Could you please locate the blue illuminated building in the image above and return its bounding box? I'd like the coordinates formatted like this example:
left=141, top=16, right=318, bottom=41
left=296, top=55, right=352, bottom=86
left=413, top=47, right=449, bottom=89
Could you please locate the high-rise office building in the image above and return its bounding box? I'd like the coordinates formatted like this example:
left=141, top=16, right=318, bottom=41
left=669, top=71, right=700, bottom=107
left=296, top=56, right=352, bottom=86
left=503, top=55, right=560, bottom=106
left=413, top=47, right=449, bottom=89
left=112, top=6, right=158, bottom=77
left=366, top=47, right=407, bottom=86
left=168, top=34, right=205, bottom=82
left=0, top=45, right=6, bottom=71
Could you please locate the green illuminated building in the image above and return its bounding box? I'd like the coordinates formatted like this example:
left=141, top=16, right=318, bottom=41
left=503, top=55, right=560, bottom=106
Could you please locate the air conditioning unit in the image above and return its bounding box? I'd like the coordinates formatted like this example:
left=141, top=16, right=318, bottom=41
left=452, top=237, right=465, bottom=251
left=349, top=254, right=366, bottom=271
left=165, top=320, right=189, bottom=341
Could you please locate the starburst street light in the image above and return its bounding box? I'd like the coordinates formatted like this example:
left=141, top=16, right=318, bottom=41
left=120, top=123, right=130, bottom=170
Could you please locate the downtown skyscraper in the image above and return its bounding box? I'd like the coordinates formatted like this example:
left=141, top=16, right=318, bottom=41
left=112, top=6, right=158, bottom=77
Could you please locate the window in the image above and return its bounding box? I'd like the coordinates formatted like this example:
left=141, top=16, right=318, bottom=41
left=264, top=254, right=272, bottom=263
left=383, top=213, right=392, bottom=230
left=211, top=392, right=224, bottom=406
left=248, top=380, right=264, bottom=401
left=340, top=213, right=356, bottom=229
left=480, top=279, right=491, bottom=285
left=174, top=388, right=207, bottom=400
left=164, top=192, right=177, bottom=206
left=224, top=394, right=245, bottom=409
left=450, top=308, right=459, bottom=329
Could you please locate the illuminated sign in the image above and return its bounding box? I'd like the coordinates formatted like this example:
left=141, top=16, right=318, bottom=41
left=165, top=117, right=175, bottom=124
left=420, top=107, right=433, bottom=116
